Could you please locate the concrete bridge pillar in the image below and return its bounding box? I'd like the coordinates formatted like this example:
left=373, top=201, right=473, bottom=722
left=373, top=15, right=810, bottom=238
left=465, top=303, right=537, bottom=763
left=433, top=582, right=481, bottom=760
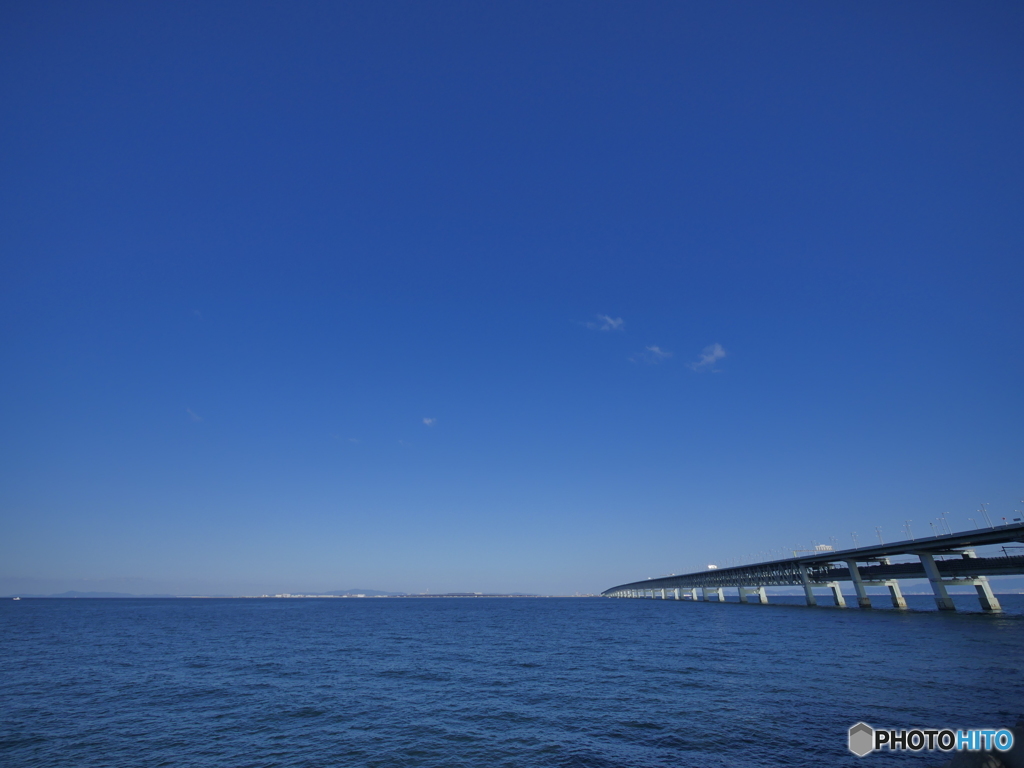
left=973, top=577, right=1002, bottom=613
left=827, top=582, right=846, bottom=608
left=660, top=588, right=667, bottom=600
left=885, top=581, right=907, bottom=609
left=690, top=588, right=698, bottom=601
left=798, top=564, right=817, bottom=606
left=919, top=553, right=956, bottom=611
left=674, top=588, right=681, bottom=600
left=845, top=560, right=872, bottom=608
left=737, top=586, right=765, bottom=603
left=960, top=551, right=1002, bottom=612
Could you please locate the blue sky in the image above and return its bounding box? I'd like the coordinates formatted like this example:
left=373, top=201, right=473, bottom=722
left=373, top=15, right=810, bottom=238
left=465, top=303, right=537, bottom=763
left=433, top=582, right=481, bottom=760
left=2, top=1, right=1023, bottom=595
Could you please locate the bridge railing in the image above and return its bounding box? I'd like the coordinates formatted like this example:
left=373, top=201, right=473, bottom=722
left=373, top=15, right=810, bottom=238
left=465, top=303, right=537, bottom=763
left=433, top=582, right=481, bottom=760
left=602, top=522, right=1024, bottom=613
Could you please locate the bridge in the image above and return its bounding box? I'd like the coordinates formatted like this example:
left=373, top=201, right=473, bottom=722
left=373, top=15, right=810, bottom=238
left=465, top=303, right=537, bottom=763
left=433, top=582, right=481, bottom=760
left=602, top=520, right=1024, bottom=613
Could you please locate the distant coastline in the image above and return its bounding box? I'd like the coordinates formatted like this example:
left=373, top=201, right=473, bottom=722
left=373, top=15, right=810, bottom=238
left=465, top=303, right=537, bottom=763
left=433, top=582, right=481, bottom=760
left=3, top=590, right=561, bottom=599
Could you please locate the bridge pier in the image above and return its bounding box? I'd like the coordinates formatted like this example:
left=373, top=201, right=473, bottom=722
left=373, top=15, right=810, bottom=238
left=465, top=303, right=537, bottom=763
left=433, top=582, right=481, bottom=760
left=660, top=588, right=667, bottom=599
left=858, top=579, right=907, bottom=609
left=919, top=553, right=956, bottom=611
left=960, top=551, right=1002, bottom=612
left=846, top=560, right=872, bottom=608
left=701, top=587, right=724, bottom=602
left=799, top=564, right=817, bottom=606
left=735, top=586, right=768, bottom=604
left=886, top=580, right=907, bottom=609
left=674, top=587, right=681, bottom=600
left=827, top=581, right=846, bottom=607
left=973, top=577, right=1001, bottom=612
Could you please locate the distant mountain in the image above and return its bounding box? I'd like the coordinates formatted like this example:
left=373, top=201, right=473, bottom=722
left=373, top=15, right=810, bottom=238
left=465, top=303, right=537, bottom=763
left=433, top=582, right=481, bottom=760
left=321, top=589, right=407, bottom=596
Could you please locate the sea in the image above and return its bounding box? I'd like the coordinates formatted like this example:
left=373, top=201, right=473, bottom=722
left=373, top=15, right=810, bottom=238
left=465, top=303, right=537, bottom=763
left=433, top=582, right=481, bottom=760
left=2, top=594, right=1022, bottom=767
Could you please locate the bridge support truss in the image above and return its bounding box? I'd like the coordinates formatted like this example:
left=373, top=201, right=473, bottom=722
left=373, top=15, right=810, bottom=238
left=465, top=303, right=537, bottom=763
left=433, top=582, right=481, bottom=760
left=603, top=523, right=1024, bottom=613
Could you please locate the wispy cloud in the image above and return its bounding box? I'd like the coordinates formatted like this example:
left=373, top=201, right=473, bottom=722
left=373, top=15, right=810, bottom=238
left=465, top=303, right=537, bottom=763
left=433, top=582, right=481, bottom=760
left=422, top=417, right=437, bottom=426
left=584, top=314, right=624, bottom=331
left=630, top=345, right=673, bottom=364
left=689, top=343, right=726, bottom=372
left=186, top=407, right=203, bottom=422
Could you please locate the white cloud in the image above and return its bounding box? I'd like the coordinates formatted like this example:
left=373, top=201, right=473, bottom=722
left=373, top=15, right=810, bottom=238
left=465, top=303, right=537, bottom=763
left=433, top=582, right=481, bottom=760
left=585, top=314, right=624, bottom=331
left=422, top=417, right=437, bottom=426
left=689, top=343, right=726, bottom=371
left=630, top=345, right=673, bottom=364
left=186, top=407, right=203, bottom=422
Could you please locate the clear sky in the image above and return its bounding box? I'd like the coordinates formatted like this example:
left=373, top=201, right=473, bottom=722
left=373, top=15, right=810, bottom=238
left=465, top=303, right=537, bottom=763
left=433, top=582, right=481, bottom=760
left=2, top=2, right=1023, bottom=596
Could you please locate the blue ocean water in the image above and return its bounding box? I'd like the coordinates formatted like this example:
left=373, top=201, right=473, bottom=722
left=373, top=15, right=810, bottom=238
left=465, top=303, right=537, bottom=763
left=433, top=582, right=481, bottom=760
left=2, top=595, right=1022, bottom=767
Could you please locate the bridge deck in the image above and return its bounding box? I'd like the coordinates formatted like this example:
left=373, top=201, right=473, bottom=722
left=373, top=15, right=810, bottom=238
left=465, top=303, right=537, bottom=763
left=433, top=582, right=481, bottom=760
left=602, top=521, right=1024, bottom=612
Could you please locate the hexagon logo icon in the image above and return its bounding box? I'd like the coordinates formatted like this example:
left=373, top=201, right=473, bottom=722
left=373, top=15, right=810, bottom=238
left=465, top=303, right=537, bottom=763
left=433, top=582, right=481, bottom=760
left=849, top=722, right=875, bottom=757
